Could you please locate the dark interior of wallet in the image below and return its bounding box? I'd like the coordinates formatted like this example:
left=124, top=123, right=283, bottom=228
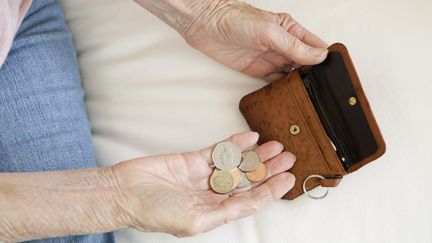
left=299, top=52, right=378, bottom=170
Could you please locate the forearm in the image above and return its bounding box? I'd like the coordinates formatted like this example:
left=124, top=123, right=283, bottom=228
left=0, top=167, right=129, bottom=242
left=133, top=0, right=220, bottom=35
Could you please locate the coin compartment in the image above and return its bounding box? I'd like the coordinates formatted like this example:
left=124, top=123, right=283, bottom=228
left=299, top=52, right=378, bottom=170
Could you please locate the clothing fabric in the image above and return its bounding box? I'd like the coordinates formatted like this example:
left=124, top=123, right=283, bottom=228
left=0, top=0, right=32, bottom=67
left=0, top=0, right=114, bottom=242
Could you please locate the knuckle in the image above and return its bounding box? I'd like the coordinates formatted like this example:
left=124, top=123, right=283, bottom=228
left=251, top=187, right=270, bottom=208
left=260, top=23, right=282, bottom=48
left=288, top=37, right=300, bottom=50
left=259, top=24, right=273, bottom=40
left=287, top=22, right=305, bottom=40
left=276, top=13, right=299, bottom=31
left=289, top=37, right=309, bottom=56
left=277, top=13, right=292, bottom=23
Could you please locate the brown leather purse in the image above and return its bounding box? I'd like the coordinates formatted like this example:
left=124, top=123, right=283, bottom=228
left=239, top=43, right=386, bottom=200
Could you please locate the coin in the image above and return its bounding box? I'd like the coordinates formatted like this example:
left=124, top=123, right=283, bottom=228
left=229, top=168, right=241, bottom=189
left=210, top=169, right=234, bottom=194
left=237, top=171, right=253, bottom=188
left=239, top=150, right=261, bottom=172
left=245, top=163, right=267, bottom=182
left=211, top=142, right=242, bottom=171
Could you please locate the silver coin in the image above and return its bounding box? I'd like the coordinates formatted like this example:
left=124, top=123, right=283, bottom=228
left=237, top=171, right=252, bottom=188
left=212, top=142, right=242, bottom=171
left=239, top=150, right=261, bottom=172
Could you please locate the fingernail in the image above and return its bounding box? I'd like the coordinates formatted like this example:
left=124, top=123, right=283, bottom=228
left=310, top=47, right=328, bottom=57
left=251, top=131, right=259, bottom=138
left=272, top=141, right=284, bottom=153
left=277, top=142, right=284, bottom=151
left=286, top=173, right=296, bottom=190
left=281, top=152, right=296, bottom=169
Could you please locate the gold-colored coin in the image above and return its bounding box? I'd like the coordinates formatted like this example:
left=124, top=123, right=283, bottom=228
left=239, top=150, right=261, bottom=172
left=245, top=163, right=267, bottom=182
left=229, top=168, right=241, bottom=189
left=210, top=169, right=234, bottom=194
left=238, top=171, right=252, bottom=188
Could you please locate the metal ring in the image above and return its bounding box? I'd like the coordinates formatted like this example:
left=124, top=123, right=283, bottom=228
left=303, top=174, right=329, bottom=200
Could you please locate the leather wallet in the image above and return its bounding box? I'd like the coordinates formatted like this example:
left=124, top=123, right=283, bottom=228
left=239, top=43, right=386, bottom=200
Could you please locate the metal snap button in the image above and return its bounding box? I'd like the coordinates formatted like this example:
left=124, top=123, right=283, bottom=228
left=290, top=125, right=300, bottom=135
left=349, top=96, right=357, bottom=106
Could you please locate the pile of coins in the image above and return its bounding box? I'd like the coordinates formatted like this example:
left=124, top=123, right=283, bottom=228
left=209, top=141, right=267, bottom=194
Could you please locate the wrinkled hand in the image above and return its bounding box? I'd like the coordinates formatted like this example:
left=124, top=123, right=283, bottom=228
left=111, top=132, right=296, bottom=237
left=182, top=0, right=328, bottom=81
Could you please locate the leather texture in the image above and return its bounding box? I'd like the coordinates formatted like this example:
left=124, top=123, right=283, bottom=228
left=239, top=43, right=386, bottom=199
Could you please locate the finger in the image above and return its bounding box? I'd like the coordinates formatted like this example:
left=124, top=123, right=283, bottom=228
left=263, top=72, right=285, bottom=82
left=259, top=151, right=296, bottom=180
left=275, top=13, right=328, bottom=48
left=264, top=25, right=328, bottom=65
left=292, top=27, right=328, bottom=49
left=260, top=51, right=293, bottom=71
left=243, top=51, right=290, bottom=79
left=232, top=151, right=296, bottom=193
left=254, top=140, right=284, bottom=162
left=198, top=131, right=259, bottom=165
left=199, top=172, right=295, bottom=232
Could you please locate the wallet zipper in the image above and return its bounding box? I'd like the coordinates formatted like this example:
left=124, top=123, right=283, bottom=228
left=300, top=70, right=352, bottom=169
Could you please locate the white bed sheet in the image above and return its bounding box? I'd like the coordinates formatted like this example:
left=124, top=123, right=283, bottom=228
left=59, top=0, right=432, bottom=242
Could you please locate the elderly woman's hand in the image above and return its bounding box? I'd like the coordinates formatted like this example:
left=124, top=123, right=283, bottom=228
left=111, top=132, right=296, bottom=236
left=0, top=132, right=295, bottom=241
left=182, top=1, right=328, bottom=81
left=135, top=0, right=328, bottom=81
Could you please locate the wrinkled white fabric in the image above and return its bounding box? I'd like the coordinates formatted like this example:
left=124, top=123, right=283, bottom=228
left=59, top=0, right=432, bottom=242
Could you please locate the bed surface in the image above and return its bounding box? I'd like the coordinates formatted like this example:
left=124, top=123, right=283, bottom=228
left=60, top=0, right=432, bottom=242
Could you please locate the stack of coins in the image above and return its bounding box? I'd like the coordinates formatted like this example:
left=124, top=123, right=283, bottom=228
left=209, top=141, right=267, bottom=194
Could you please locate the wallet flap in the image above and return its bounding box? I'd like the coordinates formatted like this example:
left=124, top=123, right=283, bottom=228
left=324, top=43, right=386, bottom=172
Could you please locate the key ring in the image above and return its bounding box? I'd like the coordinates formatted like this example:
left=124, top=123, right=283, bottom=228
left=303, top=174, right=329, bottom=200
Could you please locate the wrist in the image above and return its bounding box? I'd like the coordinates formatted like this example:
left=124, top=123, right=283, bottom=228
left=134, top=0, right=220, bottom=36
left=109, top=161, right=148, bottom=231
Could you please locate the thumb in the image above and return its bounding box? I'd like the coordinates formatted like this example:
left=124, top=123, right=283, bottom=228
left=264, top=25, right=328, bottom=65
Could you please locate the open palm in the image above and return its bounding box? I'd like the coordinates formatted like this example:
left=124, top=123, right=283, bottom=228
left=183, top=1, right=328, bottom=82
left=112, top=132, right=296, bottom=236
